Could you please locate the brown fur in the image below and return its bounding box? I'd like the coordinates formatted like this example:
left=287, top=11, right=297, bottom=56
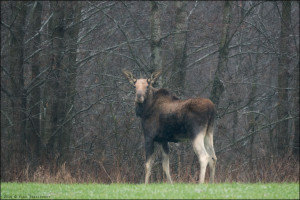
left=138, top=86, right=215, bottom=142
left=122, top=69, right=217, bottom=184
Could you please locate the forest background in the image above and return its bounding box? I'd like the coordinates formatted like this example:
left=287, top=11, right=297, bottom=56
left=1, top=1, right=299, bottom=183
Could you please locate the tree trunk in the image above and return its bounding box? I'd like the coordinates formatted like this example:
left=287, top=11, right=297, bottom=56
left=41, top=1, right=66, bottom=171
left=169, top=1, right=188, bottom=96
left=210, top=1, right=232, bottom=108
left=25, top=1, right=43, bottom=171
left=277, top=1, right=291, bottom=156
left=150, top=1, right=162, bottom=73
left=247, top=59, right=258, bottom=180
left=40, top=2, right=81, bottom=170
left=59, top=1, right=81, bottom=166
left=8, top=1, right=28, bottom=178
left=293, top=63, right=299, bottom=158
left=150, top=1, right=162, bottom=85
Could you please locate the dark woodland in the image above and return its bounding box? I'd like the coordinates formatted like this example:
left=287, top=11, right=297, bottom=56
left=1, top=1, right=299, bottom=183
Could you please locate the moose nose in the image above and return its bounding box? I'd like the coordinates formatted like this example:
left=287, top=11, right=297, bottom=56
left=136, top=92, right=144, bottom=103
left=137, top=93, right=142, bottom=99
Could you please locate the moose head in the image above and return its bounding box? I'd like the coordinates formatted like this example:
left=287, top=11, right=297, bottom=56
left=122, top=69, right=161, bottom=104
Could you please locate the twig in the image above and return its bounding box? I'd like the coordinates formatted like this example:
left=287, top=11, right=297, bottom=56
left=216, top=116, right=294, bottom=155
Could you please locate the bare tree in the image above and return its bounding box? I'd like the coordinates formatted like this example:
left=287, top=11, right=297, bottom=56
left=169, top=1, right=188, bottom=96
left=150, top=1, right=162, bottom=75
left=40, top=1, right=81, bottom=169
left=210, top=1, right=232, bottom=108
left=7, top=1, right=27, bottom=175
left=40, top=1, right=66, bottom=170
left=60, top=1, right=81, bottom=166
left=277, top=1, right=291, bottom=156
left=293, top=62, right=299, bottom=157
left=25, top=1, right=43, bottom=170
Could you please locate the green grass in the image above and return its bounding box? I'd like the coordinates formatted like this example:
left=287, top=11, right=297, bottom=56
left=1, top=182, right=299, bottom=199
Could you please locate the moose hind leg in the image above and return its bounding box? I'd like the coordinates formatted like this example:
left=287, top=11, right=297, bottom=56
left=145, top=140, right=154, bottom=184
left=204, top=131, right=217, bottom=183
left=193, top=127, right=209, bottom=184
left=161, top=142, right=173, bottom=184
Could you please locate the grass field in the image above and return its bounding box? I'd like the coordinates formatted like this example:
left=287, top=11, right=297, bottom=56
left=1, top=182, right=299, bottom=199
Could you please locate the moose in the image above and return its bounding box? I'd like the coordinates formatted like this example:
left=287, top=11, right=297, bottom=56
left=122, top=69, right=217, bottom=184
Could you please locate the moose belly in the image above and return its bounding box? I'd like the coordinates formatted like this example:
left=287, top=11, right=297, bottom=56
left=155, top=113, right=190, bottom=142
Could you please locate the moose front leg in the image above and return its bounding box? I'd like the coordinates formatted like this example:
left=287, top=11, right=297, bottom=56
left=145, top=140, right=154, bottom=184
left=161, top=142, right=173, bottom=184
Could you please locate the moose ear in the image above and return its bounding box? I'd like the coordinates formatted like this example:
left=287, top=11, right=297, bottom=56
left=149, top=70, right=162, bottom=84
left=122, top=69, right=137, bottom=86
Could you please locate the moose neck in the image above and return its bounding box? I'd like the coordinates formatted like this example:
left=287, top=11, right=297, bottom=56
left=135, top=86, right=156, bottom=118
